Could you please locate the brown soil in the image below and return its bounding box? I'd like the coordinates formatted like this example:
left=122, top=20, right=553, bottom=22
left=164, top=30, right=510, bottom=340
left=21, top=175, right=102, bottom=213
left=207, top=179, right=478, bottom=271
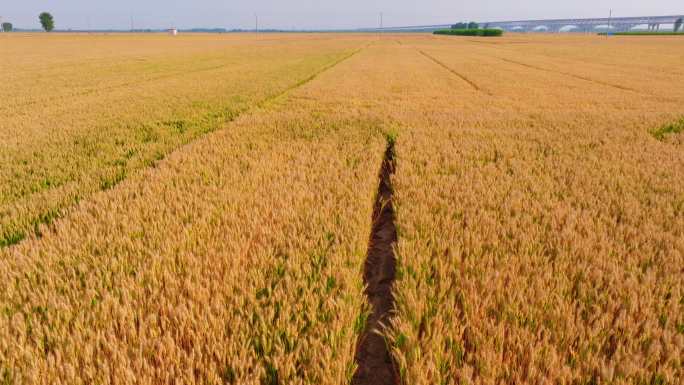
left=352, top=141, right=400, bottom=385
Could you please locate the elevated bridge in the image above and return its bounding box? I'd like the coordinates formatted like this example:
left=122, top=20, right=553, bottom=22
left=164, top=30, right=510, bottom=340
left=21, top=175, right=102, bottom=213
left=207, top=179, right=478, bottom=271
left=485, top=15, right=683, bottom=32
left=363, top=15, right=684, bottom=33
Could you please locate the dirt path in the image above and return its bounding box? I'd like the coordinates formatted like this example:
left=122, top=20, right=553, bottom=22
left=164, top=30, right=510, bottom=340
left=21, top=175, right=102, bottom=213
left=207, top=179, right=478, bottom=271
left=352, top=140, right=400, bottom=385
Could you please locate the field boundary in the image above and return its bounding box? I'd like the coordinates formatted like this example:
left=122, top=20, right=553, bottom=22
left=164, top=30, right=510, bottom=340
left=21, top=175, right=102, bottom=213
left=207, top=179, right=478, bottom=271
left=496, top=56, right=642, bottom=93
left=352, top=135, right=400, bottom=385
left=0, top=63, right=235, bottom=113
left=417, top=49, right=485, bottom=93
left=257, top=46, right=365, bottom=108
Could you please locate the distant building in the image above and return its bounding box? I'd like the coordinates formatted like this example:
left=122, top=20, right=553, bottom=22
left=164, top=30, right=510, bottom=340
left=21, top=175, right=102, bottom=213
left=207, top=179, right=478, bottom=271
left=168, top=28, right=178, bottom=36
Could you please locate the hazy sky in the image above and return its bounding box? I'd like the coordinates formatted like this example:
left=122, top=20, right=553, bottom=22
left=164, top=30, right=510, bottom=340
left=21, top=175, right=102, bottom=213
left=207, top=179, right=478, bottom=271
left=2, top=1, right=683, bottom=30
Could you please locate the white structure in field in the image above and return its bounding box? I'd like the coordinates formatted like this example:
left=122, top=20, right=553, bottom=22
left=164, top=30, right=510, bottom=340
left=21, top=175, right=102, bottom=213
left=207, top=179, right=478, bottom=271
left=168, top=28, right=178, bottom=36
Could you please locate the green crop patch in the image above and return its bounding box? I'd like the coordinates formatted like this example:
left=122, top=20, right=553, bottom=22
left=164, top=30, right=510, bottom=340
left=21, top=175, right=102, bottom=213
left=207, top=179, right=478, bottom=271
left=651, top=118, right=684, bottom=141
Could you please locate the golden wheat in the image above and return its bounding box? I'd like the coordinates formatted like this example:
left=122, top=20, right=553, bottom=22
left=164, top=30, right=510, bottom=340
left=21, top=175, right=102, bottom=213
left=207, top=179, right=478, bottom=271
left=0, top=33, right=365, bottom=247
left=1, top=33, right=683, bottom=384
left=388, top=34, right=684, bottom=384
left=0, top=42, right=386, bottom=385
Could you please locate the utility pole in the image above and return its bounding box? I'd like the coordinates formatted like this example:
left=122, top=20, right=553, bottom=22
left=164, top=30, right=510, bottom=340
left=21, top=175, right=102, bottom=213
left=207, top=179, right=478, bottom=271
left=607, top=9, right=612, bottom=37
left=255, top=13, right=258, bottom=35
left=379, top=12, right=383, bottom=39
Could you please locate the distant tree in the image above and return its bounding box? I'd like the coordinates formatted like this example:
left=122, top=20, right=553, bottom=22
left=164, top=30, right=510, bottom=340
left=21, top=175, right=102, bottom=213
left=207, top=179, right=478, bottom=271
left=39, top=12, right=54, bottom=32
left=468, top=22, right=479, bottom=29
left=1, top=22, right=12, bottom=32
left=675, top=18, right=683, bottom=33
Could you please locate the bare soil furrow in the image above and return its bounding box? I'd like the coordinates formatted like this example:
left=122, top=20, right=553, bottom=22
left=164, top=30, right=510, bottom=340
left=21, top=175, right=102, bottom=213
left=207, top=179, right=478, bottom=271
left=353, top=138, right=400, bottom=385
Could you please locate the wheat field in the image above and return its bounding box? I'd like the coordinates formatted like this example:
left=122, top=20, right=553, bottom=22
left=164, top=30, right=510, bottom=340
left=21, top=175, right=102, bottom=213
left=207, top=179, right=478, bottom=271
left=0, top=33, right=365, bottom=247
left=1, top=33, right=683, bottom=384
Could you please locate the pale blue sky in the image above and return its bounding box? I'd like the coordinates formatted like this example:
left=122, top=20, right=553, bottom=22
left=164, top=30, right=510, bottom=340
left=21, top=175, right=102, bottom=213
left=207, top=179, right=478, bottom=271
left=2, top=1, right=683, bottom=30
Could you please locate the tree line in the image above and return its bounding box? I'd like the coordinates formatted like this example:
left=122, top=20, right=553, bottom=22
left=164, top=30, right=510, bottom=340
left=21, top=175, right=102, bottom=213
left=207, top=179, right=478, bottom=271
left=1, top=12, right=54, bottom=32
